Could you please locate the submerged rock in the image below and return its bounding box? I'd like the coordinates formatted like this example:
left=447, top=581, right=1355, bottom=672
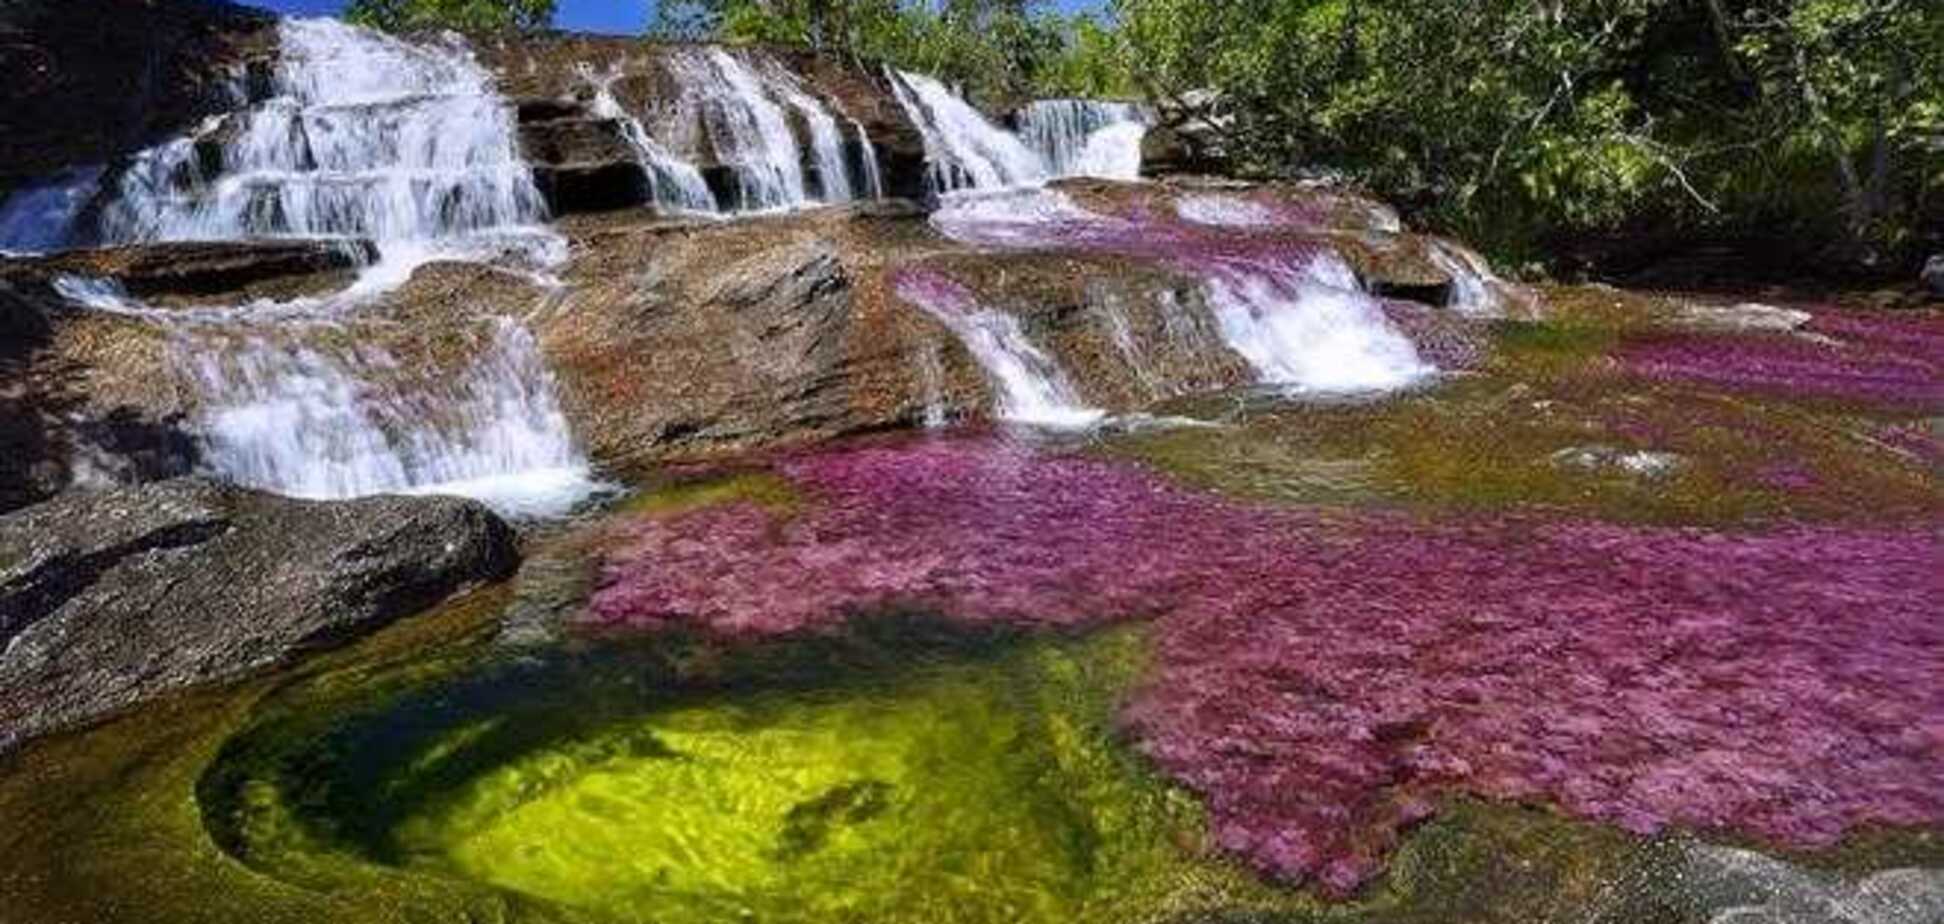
left=0, top=239, right=374, bottom=305
left=0, top=479, right=518, bottom=747
left=1674, top=301, right=1813, bottom=334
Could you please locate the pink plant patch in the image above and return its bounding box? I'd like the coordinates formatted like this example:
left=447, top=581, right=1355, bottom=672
left=585, top=439, right=1943, bottom=895
left=1620, top=312, right=1943, bottom=408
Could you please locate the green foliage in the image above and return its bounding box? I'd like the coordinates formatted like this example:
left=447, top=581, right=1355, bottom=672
left=344, top=0, right=555, bottom=34
left=655, top=0, right=1134, bottom=105
left=1115, top=0, right=1943, bottom=271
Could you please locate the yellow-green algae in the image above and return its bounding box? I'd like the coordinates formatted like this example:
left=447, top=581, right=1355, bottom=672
left=1110, top=290, right=1938, bottom=526
left=4, top=456, right=1937, bottom=924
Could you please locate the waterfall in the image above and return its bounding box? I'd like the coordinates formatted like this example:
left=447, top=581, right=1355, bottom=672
left=852, top=119, right=886, bottom=199
left=1201, top=254, right=1432, bottom=392
left=184, top=319, right=591, bottom=518
left=664, top=48, right=808, bottom=211
left=1427, top=240, right=1506, bottom=316
left=895, top=271, right=1104, bottom=429
left=1094, top=290, right=1160, bottom=396
left=1017, top=100, right=1147, bottom=180
left=888, top=71, right=1045, bottom=193
left=929, top=187, right=1432, bottom=397
left=33, top=19, right=598, bottom=518
left=0, top=167, right=103, bottom=253
left=56, top=275, right=597, bottom=518
left=99, top=18, right=556, bottom=267
left=756, top=58, right=855, bottom=203
left=576, top=62, right=718, bottom=214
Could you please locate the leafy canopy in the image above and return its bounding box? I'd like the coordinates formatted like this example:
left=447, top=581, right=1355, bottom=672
left=344, top=0, right=556, bottom=33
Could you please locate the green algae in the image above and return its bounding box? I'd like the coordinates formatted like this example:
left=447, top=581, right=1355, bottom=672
left=1105, top=298, right=1938, bottom=526
left=617, top=471, right=800, bottom=519
left=2, top=573, right=1936, bottom=923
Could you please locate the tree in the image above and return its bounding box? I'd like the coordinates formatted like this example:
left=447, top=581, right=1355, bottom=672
left=345, top=0, right=556, bottom=33
left=1114, top=0, right=1942, bottom=269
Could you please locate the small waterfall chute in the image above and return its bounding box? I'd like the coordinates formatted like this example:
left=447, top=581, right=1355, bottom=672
left=1201, top=254, right=1432, bottom=393
left=575, top=62, right=719, bottom=214
left=1017, top=99, right=1148, bottom=180
left=666, top=48, right=809, bottom=212
left=894, top=271, right=1104, bottom=429
left=755, top=57, right=856, bottom=203
left=888, top=70, right=1045, bottom=193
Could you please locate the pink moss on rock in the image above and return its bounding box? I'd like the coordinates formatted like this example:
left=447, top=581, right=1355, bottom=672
left=585, top=439, right=1944, bottom=896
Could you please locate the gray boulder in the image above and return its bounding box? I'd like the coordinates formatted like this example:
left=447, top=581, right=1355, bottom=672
left=1923, top=255, right=1944, bottom=297
left=0, top=479, right=519, bottom=747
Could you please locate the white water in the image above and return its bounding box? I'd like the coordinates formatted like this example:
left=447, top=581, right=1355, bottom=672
left=1017, top=99, right=1147, bottom=180
left=40, top=19, right=597, bottom=518
left=1175, top=194, right=1284, bottom=228
left=851, top=118, right=886, bottom=199
left=1203, top=254, right=1432, bottom=392
left=895, top=274, right=1104, bottom=429
left=0, top=167, right=103, bottom=253
left=187, top=318, right=592, bottom=518
left=665, top=48, right=809, bottom=211
left=101, top=19, right=555, bottom=268
left=889, top=71, right=1046, bottom=193
left=576, top=62, right=719, bottom=214
left=931, top=187, right=1432, bottom=397
left=757, top=57, right=855, bottom=202
left=1427, top=240, right=1507, bottom=316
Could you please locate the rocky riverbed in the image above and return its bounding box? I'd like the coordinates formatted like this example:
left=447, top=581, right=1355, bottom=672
left=0, top=4, right=1938, bottom=923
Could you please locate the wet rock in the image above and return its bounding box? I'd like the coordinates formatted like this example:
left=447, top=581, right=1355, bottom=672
left=1924, top=255, right=1944, bottom=297
left=0, top=0, right=275, bottom=187
left=1550, top=445, right=1685, bottom=478
left=0, top=478, right=519, bottom=747
left=0, top=239, right=374, bottom=305
left=533, top=159, right=650, bottom=215
left=518, top=114, right=650, bottom=214
left=473, top=33, right=932, bottom=207
left=1675, top=301, right=1814, bottom=334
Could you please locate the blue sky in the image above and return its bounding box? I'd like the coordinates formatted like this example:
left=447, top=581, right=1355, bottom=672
left=255, top=1, right=1106, bottom=35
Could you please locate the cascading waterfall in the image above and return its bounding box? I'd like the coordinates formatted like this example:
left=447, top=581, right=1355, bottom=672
left=889, top=71, right=1046, bottom=193
left=667, top=48, right=808, bottom=211
left=575, top=62, right=719, bottom=214
left=36, top=19, right=597, bottom=517
left=927, top=187, right=1432, bottom=399
left=57, top=275, right=596, bottom=518
left=183, top=319, right=592, bottom=518
left=895, top=271, right=1104, bottom=429
left=100, top=18, right=556, bottom=266
left=756, top=57, right=855, bottom=202
left=1202, top=254, right=1431, bottom=391
left=1017, top=100, right=1148, bottom=181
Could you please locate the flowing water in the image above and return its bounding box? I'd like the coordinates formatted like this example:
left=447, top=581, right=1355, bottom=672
left=101, top=18, right=556, bottom=266
left=889, top=70, right=1047, bottom=192
left=7, top=21, right=1937, bottom=924
left=36, top=18, right=596, bottom=517
left=1016, top=99, right=1147, bottom=180
left=894, top=271, right=1106, bottom=429
left=577, top=62, right=720, bottom=214
left=926, top=187, right=1431, bottom=404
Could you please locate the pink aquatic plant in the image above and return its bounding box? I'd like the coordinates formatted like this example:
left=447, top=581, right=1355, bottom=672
left=585, top=439, right=1944, bottom=895
left=1620, top=312, right=1943, bottom=409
